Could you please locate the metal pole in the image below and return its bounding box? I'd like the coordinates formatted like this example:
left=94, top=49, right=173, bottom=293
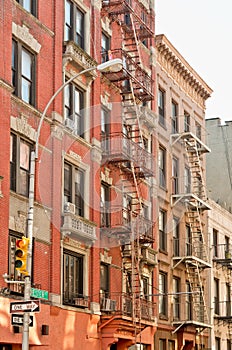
left=22, top=151, right=35, bottom=350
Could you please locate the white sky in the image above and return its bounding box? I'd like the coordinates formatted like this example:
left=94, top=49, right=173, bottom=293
left=155, top=0, right=232, bottom=122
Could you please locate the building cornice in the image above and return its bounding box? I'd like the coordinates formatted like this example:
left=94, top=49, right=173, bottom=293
left=156, top=34, right=213, bottom=108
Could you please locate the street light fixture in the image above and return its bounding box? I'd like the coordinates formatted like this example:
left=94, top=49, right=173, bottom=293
left=22, top=58, right=123, bottom=350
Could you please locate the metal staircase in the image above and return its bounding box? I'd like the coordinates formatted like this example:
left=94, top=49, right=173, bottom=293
left=171, top=127, right=211, bottom=330
left=100, top=0, right=155, bottom=341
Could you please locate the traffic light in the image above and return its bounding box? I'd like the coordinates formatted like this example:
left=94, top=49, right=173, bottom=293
left=15, top=237, right=30, bottom=275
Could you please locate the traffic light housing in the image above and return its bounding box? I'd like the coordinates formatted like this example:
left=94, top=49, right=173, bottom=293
left=15, top=237, right=30, bottom=275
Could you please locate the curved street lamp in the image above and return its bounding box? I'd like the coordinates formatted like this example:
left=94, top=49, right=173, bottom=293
left=22, top=58, right=123, bottom=350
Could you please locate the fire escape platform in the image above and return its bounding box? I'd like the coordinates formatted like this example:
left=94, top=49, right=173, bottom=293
left=173, top=256, right=211, bottom=269
left=170, top=131, right=211, bottom=154
left=172, top=320, right=212, bottom=332
left=171, top=193, right=211, bottom=210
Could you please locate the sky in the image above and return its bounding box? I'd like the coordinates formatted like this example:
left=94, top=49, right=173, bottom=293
left=155, top=0, right=232, bottom=123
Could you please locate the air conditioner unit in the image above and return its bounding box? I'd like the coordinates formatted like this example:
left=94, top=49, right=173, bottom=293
left=64, top=202, right=76, bottom=215
left=65, top=118, right=75, bottom=130
left=101, top=298, right=116, bottom=312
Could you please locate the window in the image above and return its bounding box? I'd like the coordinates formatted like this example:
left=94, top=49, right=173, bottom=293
left=171, top=100, right=178, bottom=133
left=214, top=278, right=220, bottom=315
left=173, top=217, right=179, bottom=256
left=195, top=122, right=201, bottom=140
left=8, top=232, right=26, bottom=293
left=186, top=281, right=193, bottom=320
left=172, top=157, right=179, bottom=194
left=101, top=33, right=110, bottom=63
left=101, top=108, right=110, bottom=152
left=64, top=83, right=84, bottom=137
left=159, top=209, right=167, bottom=251
left=159, top=272, right=168, bottom=317
left=227, top=340, right=232, bottom=350
left=215, top=337, right=221, bottom=350
left=225, top=236, right=230, bottom=258
left=16, top=0, right=36, bottom=15
left=63, top=249, right=84, bottom=305
left=159, top=339, right=166, bottom=350
left=101, top=183, right=110, bottom=227
left=213, top=228, right=218, bottom=257
left=184, top=167, right=191, bottom=193
left=184, top=111, right=190, bottom=132
left=142, top=275, right=149, bottom=299
left=12, top=40, right=36, bottom=105
left=100, top=263, right=110, bottom=298
left=64, top=162, right=84, bottom=217
left=65, top=0, right=85, bottom=49
left=226, top=283, right=231, bottom=317
left=158, top=147, right=166, bottom=188
left=10, top=133, right=31, bottom=197
left=186, top=225, right=192, bottom=256
left=168, top=341, right=175, bottom=350
left=173, top=277, right=180, bottom=320
left=158, top=88, right=165, bottom=126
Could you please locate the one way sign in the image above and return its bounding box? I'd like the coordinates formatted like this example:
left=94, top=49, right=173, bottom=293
left=11, top=314, right=33, bottom=327
left=10, top=300, right=40, bottom=313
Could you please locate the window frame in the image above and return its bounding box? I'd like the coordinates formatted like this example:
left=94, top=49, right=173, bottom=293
left=214, top=278, right=220, bottom=315
left=64, top=82, right=84, bottom=138
left=100, top=182, right=111, bottom=227
left=64, top=161, right=85, bottom=217
left=184, top=111, right=190, bottom=132
left=158, top=146, right=166, bottom=189
left=159, top=209, right=167, bottom=252
left=10, top=133, right=32, bottom=197
left=101, top=32, right=110, bottom=63
left=158, top=88, right=165, bottom=126
left=171, top=100, right=178, bottom=134
left=172, top=157, right=179, bottom=195
left=16, top=0, right=37, bottom=16
left=173, top=217, right=179, bottom=257
left=65, top=0, right=85, bottom=49
left=173, top=276, right=180, bottom=320
left=12, top=39, right=36, bottom=106
left=100, top=262, right=110, bottom=298
left=63, top=248, right=85, bottom=306
left=159, top=272, right=168, bottom=317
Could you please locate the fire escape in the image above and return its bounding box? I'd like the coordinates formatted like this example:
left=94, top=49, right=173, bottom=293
left=171, top=121, right=211, bottom=332
left=100, top=0, right=156, bottom=343
left=213, top=243, right=232, bottom=341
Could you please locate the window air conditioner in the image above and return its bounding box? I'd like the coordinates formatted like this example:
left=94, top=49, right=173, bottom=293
left=101, top=298, right=116, bottom=312
left=64, top=202, right=76, bottom=215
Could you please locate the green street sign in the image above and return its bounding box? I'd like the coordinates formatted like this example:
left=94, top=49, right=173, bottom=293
left=31, top=288, right=49, bottom=300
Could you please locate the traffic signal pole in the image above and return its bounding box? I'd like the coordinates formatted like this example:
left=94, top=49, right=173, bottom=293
left=22, top=151, right=35, bottom=350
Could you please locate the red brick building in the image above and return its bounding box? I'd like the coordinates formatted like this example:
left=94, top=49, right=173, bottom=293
left=0, top=1, right=157, bottom=349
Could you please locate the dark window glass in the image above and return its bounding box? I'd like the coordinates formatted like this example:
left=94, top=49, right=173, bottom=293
left=64, top=83, right=84, bottom=138
left=159, top=209, right=167, bottom=251
left=173, top=217, right=179, bottom=256
left=158, top=88, right=165, bottom=126
left=171, top=100, right=178, bottom=133
left=65, top=0, right=85, bottom=49
left=12, top=40, right=35, bottom=105
left=64, top=162, right=84, bottom=217
left=101, top=33, right=110, bottom=63
left=172, top=157, right=178, bottom=194
left=214, top=278, right=220, bottom=315
left=100, top=263, right=110, bottom=297
left=184, top=111, right=190, bottom=132
left=10, top=133, right=31, bottom=197
left=158, top=147, right=166, bottom=188
left=63, top=249, right=84, bottom=305
left=186, top=281, right=193, bottom=320
left=213, top=228, right=218, bottom=257
left=159, top=272, right=168, bottom=316
left=173, top=277, right=180, bottom=320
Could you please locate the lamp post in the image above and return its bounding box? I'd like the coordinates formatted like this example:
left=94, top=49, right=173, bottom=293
left=22, top=58, right=123, bottom=350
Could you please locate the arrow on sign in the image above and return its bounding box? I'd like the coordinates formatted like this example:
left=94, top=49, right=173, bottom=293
left=11, top=314, right=33, bottom=327
left=10, top=300, right=40, bottom=313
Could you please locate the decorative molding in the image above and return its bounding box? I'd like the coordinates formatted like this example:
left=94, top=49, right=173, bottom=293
left=51, top=124, right=64, bottom=140
left=11, top=115, right=36, bottom=141
left=0, top=79, right=14, bottom=92
left=12, top=22, right=41, bottom=53
left=100, top=251, right=112, bottom=264
left=68, top=150, right=82, bottom=163
left=101, top=169, right=112, bottom=185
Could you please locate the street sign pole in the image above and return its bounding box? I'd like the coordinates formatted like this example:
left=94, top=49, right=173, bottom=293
left=22, top=276, right=31, bottom=350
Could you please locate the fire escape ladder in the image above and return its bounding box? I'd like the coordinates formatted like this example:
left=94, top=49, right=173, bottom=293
left=184, top=136, right=207, bottom=202
left=186, top=262, right=209, bottom=325
left=185, top=203, right=208, bottom=263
